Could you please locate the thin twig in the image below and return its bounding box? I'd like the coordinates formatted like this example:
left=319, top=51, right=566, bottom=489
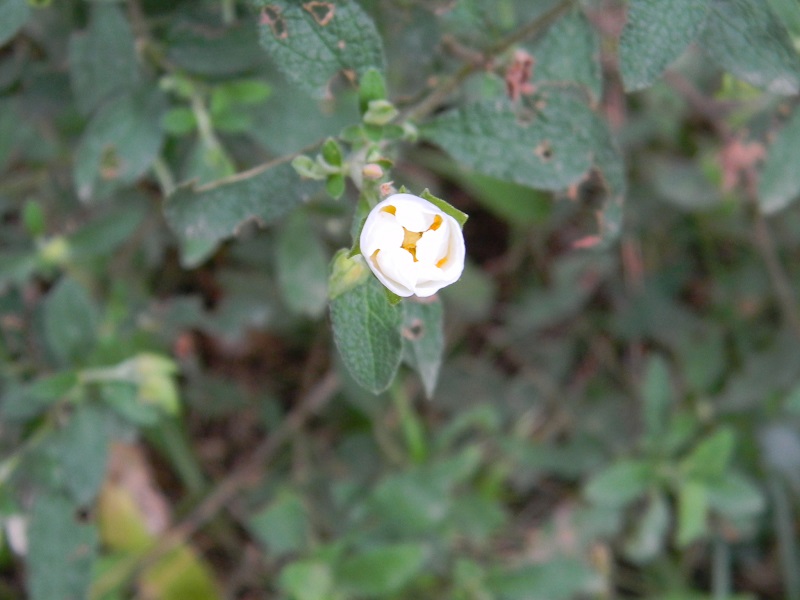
left=402, top=0, right=576, bottom=122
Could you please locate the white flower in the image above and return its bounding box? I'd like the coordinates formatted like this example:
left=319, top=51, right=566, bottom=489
left=360, top=193, right=466, bottom=298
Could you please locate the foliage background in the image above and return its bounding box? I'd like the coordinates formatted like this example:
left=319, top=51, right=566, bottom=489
left=3, top=0, right=800, bottom=598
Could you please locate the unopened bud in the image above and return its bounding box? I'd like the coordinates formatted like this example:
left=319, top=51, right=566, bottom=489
left=362, top=163, right=384, bottom=180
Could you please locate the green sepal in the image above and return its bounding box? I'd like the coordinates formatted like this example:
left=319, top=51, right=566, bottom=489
left=385, top=289, right=402, bottom=305
left=420, top=188, right=469, bottom=229
left=328, top=249, right=370, bottom=300
left=363, top=99, right=398, bottom=126
left=291, top=155, right=326, bottom=180
left=359, top=68, right=387, bottom=115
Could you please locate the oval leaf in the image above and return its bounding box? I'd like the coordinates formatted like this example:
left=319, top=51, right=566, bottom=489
left=330, top=274, right=403, bottom=394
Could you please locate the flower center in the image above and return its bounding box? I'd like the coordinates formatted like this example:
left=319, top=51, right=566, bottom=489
left=380, top=205, right=445, bottom=263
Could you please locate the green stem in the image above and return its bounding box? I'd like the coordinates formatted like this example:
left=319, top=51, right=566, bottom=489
left=390, top=379, right=427, bottom=464
left=769, top=475, right=800, bottom=600
left=152, top=156, right=176, bottom=196
left=712, top=534, right=731, bottom=600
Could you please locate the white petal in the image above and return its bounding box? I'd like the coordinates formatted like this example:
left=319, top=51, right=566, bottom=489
left=412, top=262, right=448, bottom=297
left=372, top=247, right=416, bottom=297
left=382, top=193, right=438, bottom=232
left=415, top=224, right=449, bottom=265
left=360, top=211, right=403, bottom=256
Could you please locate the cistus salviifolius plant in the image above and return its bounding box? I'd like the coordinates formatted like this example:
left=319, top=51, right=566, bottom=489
left=4, top=0, right=800, bottom=599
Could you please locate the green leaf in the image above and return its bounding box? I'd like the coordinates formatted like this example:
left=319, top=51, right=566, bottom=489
left=280, top=561, right=334, bottom=600
left=321, top=137, right=343, bottom=167
left=162, top=107, right=197, bottom=136
left=248, top=490, right=310, bottom=557
left=531, top=9, right=602, bottom=100
left=66, top=199, right=148, bottom=262
left=759, top=106, right=800, bottom=214
left=620, top=0, right=711, bottom=92
left=210, top=79, right=271, bottom=114
left=330, top=274, right=403, bottom=394
left=276, top=210, right=328, bottom=317
left=359, top=68, right=387, bottom=114
left=0, top=372, right=78, bottom=421
left=706, top=471, right=765, bottom=518
left=486, top=558, right=598, bottom=600
left=326, top=173, right=345, bottom=199
left=680, top=426, right=736, bottom=481
left=42, top=277, right=99, bottom=367
left=0, top=0, right=30, bottom=47
left=27, top=491, right=98, bottom=600
left=421, top=94, right=596, bottom=192
left=420, top=188, right=469, bottom=229
left=701, top=0, right=800, bottom=95
left=167, top=23, right=263, bottom=77
left=163, top=161, right=321, bottom=256
left=336, top=543, right=426, bottom=597
left=402, top=298, right=444, bottom=398
left=585, top=459, right=654, bottom=507
left=68, top=2, right=139, bottom=115
left=255, top=0, right=386, bottom=98
left=74, top=88, right=166, bottom=202
left=49, top=403, right=110, bottom=506
left=676, top=480, right=709, bottom=546
left=642, top=355, right=672, bottom=443
left=624, top=492, right=670, bottom=564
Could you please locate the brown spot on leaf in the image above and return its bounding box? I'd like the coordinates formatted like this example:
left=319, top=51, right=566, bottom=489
left=303, top=1, right=335, bottom=26
left=534, top=140, right=553, bottom=162
left=402, top=318, right=425, bottom=340
left=505, top=49, right=535, bottom=101
left=260, top=5, right=287, bottom=39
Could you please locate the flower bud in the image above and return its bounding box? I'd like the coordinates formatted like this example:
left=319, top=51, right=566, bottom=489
left=359, top=193, right=466, bottom=297
left=362, top=164, right=384, bottom=180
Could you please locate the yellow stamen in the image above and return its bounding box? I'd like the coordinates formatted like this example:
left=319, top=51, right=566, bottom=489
left=430, top=215, right=443, bottom=231
left=436, top=256, right=448, bottom=268
left=381, top=205, right=396, bottom=215
left=401, top=228, right=422, bottom=260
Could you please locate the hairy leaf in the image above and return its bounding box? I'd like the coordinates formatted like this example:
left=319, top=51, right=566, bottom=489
left=255, top=0, right=385, bottom=98
left=164, top=161, right=320, bottom=254
left=585, top=459, right=654, bottom=507
left=402, top=298, right=444, bottom=398
left=49, top=403, right=111, bottom=506
left=42, top=277, right=99, bottom=367
left=531, top=9, right=602, bottom=100
left=701, top=0, right=800, bottom=95
left=27, top=492, right=98, bottom=600
left=620, top=0, right=711, bottom=91
left=421, top=94, right=595, bottom=191
left=760, top=106, right=800, bottom=213
left=336, top=543, right=426, bottom=597
left=330, top=274, right=403, bottom=394
left=74, top=88, right=165, bottom=202
left=276, top=210, right=329, bottom=317
left=68, top=3, right=139, bottom=114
